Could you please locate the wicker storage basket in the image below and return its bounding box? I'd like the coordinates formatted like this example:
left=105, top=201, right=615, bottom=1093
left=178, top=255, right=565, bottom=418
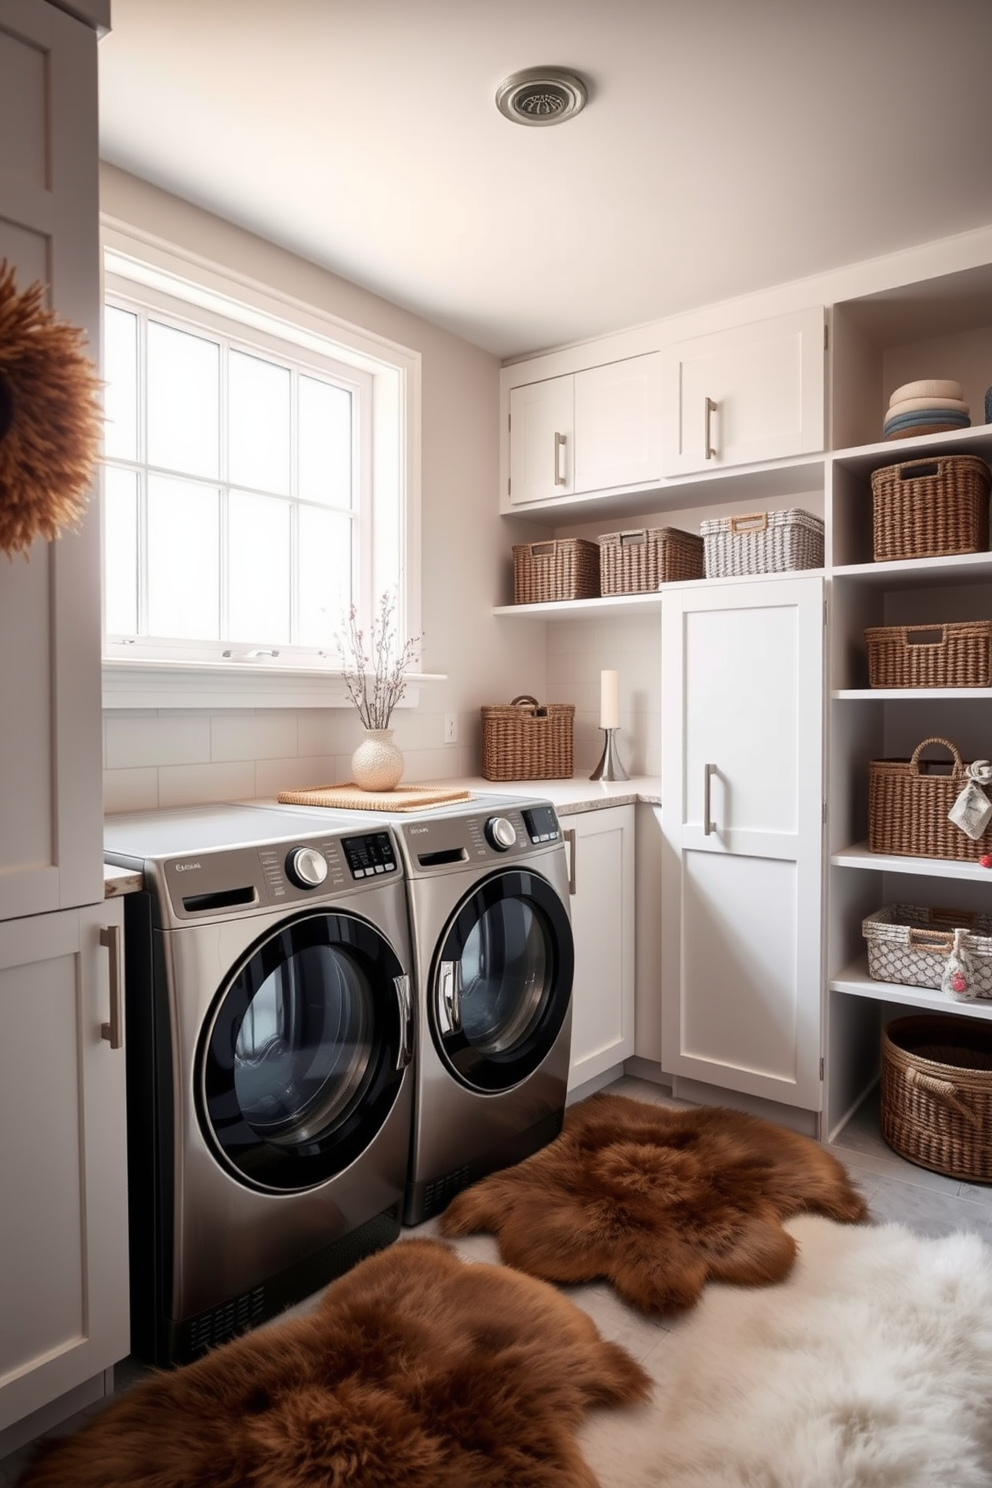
left=881, top=1013, right=992, bottom=1181
left=870, top=454, right=991, bottom=562
left=513, top=539, right=600, bottom=605
left=863, top=904, right=992, bottom=997
left=598, top=526, right=704, bottom=595
left=864, top=619, right=992, bottom=688
left=700, top=508, right=824, bottom=578
left=481, top=695, right=574, bottom=780
left=868, top=736, right=992, bottom=861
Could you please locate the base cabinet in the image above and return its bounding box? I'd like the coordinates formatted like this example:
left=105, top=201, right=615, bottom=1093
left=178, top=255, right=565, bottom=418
left=0, top=901, right=129, bottom=1435
left=564, top=805, right=635, bottom=1088
left=660, top=578, right=824, bottom=1110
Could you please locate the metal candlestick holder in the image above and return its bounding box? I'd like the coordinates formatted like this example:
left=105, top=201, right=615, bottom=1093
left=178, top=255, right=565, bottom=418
left=590, top=727, right=629, bottom=782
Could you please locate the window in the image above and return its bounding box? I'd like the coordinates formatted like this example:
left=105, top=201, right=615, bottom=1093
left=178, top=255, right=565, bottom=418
left=100, top=234, right=421, bottom=701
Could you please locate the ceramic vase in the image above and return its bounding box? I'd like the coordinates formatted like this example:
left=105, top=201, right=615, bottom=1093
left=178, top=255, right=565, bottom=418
left=351, top=728, right=404, bottom=791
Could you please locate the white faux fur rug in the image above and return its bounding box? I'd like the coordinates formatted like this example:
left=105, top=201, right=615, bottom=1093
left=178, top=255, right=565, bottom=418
left=578, top=1214, right=992, bottom=1488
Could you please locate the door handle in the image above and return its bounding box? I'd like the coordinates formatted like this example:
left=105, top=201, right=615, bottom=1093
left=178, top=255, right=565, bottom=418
left=393, top=974, right=413, bottom=1069
left=438, top=960, right=462, bottom=1034
left=554, top=430, right=567, bottom=486
left=704, top=397, right=718, bottom=460
left=100, top=924, right=124, bottom=1050
left=703, top=763, right=716, bottom=836
left=564, top=827, right=576, bottom=895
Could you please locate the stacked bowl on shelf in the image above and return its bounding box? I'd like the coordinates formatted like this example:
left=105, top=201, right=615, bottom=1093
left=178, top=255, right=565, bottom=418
left=883, top=378, right=971, bottom=440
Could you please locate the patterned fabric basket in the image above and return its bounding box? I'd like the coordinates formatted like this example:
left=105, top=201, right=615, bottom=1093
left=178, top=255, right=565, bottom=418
left=864, top=620, right=992, bottom=688
left=700, top=508, right=824, bottom=577
left=513, top=539, right=600, bottom=604
left=881, top=1013, right=992, bottom=1181
left=598, top=526, right=704, bottom=595
left=863, top=904, right=992, bottom=998
left=481, top=695, right=574, bottom=780
left=870, top=455, right=991, bottom=561
left=868, top=736, right=992, bottom=861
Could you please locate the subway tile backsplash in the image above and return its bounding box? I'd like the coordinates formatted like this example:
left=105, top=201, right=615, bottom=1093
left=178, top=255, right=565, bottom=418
left=102, top=620, right=662, bottom=813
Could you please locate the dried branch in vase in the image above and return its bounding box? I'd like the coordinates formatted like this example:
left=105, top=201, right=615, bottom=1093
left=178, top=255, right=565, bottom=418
left=337, top=592, right=422, bottom=730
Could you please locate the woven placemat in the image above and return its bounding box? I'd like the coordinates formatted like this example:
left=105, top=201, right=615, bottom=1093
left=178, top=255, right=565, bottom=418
left=277, top=783, right=473, bottom=812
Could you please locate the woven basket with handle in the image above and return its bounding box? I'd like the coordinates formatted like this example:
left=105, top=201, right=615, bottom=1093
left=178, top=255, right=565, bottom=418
left=864, top=620, right=992, bottom=688
left=881, top=1013, right=992, bottom=1181
left=868, top=736, right=992, bottom=861
left=870, top=454, right=991, bottom=561
left=480, top=695, right=574, bottom=780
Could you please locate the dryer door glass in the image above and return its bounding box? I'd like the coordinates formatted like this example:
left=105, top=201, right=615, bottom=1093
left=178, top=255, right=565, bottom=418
left=431, top=869, right=574, bottom=1093
left=199, top=911, right=409, bottom=1192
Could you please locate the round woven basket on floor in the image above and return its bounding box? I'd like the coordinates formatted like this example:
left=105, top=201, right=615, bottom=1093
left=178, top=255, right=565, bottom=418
left=880, top=1013, right=992, bottom=1182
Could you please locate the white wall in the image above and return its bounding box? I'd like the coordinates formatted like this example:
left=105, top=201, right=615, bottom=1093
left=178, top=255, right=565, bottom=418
left=100, top=165, right=549, bottom=811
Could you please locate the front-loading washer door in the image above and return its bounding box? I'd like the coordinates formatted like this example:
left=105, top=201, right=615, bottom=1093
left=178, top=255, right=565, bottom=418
left=198, top=910, right=411, bottom=1193
left=429, top=868, right=574, bottom=1093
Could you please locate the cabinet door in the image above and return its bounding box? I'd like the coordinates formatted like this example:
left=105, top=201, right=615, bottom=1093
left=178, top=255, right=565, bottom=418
left=0, top=901, right=129, bottom=1432
left=0, top=0, right=103, bottom=920
left=660, top=308, right=825, bottom=476
left=508, top=375, right=574, bottom=504
left=660, top=578, right=824, bottom=1109
left=564, top=806, right=635, bottom=1089
left=573, top=354, right=663, bottom=493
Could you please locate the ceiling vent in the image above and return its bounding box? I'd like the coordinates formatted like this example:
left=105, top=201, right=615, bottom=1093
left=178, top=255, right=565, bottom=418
left=495, top=68, right=588, bottom=127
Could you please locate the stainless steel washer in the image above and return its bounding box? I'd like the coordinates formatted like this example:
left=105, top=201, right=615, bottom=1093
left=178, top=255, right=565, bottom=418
left=250, top=795, right=575, bottom=1225
left=104, top=804, right=414, bottom=1365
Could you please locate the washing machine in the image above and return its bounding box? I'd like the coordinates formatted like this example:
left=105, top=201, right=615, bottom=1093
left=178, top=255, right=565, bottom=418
left=104, top=803, right=415, bottom=1366
left=252, top=794, right=575, bottom=1225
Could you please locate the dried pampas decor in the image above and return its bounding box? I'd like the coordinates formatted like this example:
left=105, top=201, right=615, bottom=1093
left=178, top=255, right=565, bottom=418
left=0, top=258, right=102, bottom=557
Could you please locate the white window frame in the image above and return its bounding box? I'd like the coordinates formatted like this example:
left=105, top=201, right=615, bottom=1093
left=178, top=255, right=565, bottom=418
left=100, top=220, right=427, bottom=710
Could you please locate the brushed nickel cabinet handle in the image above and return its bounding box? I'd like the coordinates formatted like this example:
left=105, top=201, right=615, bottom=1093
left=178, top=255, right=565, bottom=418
left=100, top=924, right=124, bottom=1050
left=554, top=430, right=567, bottom=486
left=564, top=827, right=577, bottom=895
left=703, top=763, right=716, bottom=836
left=704, top=397, right=718, bottom=460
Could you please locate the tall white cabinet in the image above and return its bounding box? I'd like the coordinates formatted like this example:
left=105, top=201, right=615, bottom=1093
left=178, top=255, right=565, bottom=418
left=0, top=0, right=129, bottom=1444
left=659, top=578, right=825, bottom=1111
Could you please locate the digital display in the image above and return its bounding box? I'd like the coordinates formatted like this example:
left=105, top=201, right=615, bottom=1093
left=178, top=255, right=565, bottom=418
left=342, top=831, right=398, bottom=879
left=522, top=805, right=559, bottom=842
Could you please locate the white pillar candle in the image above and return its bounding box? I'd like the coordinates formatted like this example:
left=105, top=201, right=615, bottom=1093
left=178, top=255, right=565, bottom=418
left=600, top=670, right=619, bottom=730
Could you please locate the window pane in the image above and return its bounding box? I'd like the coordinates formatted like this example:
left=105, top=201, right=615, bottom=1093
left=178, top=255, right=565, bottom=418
left=229, top=350, right=290, bottom=495
left=147, top=475, right=219, bottom=638
left=103, top=307, right=138, bottom=461
left=228, top=491, right=291, bottom=643
left=298, top=506, right=353, bottom=647
left=103, top=465, right=138, bottom=633
left=299, top=376, right=352, bottom=507
left=147, top=321, right=219, bottom=478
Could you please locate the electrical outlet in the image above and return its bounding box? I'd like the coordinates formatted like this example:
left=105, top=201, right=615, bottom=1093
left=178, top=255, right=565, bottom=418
left=443, top=713, right=458, bottom=745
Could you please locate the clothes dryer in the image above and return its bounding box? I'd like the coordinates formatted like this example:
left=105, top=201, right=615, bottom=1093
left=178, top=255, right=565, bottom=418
left=251, top=795, right=574, bottom=1225
left=104, top=804, right=414, bottom=1365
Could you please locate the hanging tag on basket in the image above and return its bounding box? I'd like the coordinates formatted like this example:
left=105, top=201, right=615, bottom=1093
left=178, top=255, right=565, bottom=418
left=942, top=927, right=978, bottom=1001
left=948, top=760, right=992, bottom=840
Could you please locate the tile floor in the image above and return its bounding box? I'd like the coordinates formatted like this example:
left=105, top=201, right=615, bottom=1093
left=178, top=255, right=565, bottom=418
left=3, top=1072, right=992, bottom=1485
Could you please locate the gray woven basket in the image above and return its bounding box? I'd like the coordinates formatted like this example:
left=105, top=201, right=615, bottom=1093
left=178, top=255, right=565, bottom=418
left=700, top=508, right=824, bottom=577
left=863, top=904, right=992, bottom=999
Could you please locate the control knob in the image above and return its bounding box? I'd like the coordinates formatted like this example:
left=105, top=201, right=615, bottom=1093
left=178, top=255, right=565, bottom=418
left=286, top=845, right=328, bottom=888
left=485, top=816, right=517, bottom=852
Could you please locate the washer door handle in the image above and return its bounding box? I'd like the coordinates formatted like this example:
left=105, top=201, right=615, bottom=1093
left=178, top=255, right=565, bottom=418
left=438, top=959, right=462, bottom=1035
left=394, top=974, right=413, bottom=1069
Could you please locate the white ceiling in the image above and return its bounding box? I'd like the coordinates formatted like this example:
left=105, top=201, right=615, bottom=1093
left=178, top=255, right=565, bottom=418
left=98, top=0, right=992, bottom=360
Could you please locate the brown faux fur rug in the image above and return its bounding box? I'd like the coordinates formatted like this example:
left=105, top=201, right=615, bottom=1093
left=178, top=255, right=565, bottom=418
left=440, top=1093, right=868, bottom=1315
left=19, top=1238, right=650, bottom=1488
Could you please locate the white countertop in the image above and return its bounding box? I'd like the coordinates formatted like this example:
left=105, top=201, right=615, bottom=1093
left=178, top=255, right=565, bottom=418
left=433, top=776, right=661, bottom=814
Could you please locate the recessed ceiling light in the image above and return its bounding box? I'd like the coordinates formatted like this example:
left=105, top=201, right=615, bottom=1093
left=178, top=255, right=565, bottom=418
left=495, top=67, right=588, bottom=127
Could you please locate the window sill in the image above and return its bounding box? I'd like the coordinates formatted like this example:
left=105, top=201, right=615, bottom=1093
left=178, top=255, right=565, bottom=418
left=101, top=659, right=447, bottom=711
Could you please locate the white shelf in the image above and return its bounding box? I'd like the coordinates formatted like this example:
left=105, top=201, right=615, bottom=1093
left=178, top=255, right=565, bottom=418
left=832, top=422, right=992, bottom=475
left=831, top=551, right=992, bottom=588
left=831, top=841, right=992, bottom=880
left=493, top=592, right=663, bottom=620
left=832, top=687, right=992, bottom=700
left=830, top=955, right=992, bottom=1021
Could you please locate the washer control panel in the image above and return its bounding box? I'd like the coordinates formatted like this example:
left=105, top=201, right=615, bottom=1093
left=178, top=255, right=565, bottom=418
left=521, top=804, right=561, bottom=844
left=285, top=845, right=329, bottom=888
left=341, top=831, right=399, bottom=881
left=484, top=815, right=517, bottom=851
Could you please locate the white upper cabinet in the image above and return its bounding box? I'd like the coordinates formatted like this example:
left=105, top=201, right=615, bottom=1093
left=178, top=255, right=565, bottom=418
left=506, top=352, right=663, bottom=508
left=0, top=0, right=103, bottom=920
left=660, top=307, right=825, bottom=476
